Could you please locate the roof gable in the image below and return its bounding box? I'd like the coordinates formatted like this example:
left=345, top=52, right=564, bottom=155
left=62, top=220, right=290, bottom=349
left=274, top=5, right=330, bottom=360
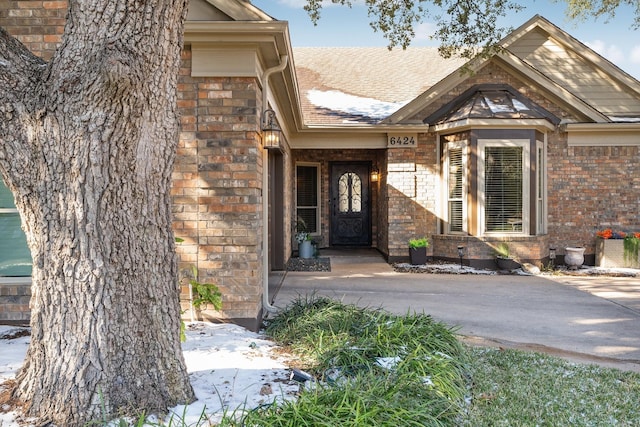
left=384, top=15, right=640, bottom=126
left=505, top=15, right=640, bottom=119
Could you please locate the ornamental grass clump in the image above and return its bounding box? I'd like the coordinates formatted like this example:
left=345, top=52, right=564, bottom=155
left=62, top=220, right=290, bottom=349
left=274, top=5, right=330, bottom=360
left=255, top=295, right=467, bottom=426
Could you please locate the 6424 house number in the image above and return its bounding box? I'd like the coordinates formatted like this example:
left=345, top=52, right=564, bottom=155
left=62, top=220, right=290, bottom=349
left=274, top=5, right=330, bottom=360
left=387, top=134, right=417, bottom=147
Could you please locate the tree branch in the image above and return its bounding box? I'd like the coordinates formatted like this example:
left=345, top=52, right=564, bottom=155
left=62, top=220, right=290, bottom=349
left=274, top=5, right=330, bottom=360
left=0, top=26, right=47, bottom=192
left=0, top=26, right=47, bottom=92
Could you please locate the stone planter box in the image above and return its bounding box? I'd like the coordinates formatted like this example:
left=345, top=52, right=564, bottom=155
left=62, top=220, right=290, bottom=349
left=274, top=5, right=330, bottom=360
left=596, top=239, right=640, bottom=268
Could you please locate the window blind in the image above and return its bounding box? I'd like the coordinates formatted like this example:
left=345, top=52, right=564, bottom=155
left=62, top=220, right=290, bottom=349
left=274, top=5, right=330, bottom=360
left=448, top=146, right=464, bottom=232
left=484, top=146, right=523, bottom=232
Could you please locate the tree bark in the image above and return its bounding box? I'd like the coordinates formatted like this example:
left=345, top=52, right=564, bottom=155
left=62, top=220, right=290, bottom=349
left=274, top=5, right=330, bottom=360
left=0, top=0, right=194, bottom=424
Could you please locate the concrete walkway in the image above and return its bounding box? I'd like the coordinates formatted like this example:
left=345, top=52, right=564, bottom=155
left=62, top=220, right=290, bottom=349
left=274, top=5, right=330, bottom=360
left=270, top=249, right=640, bottom=372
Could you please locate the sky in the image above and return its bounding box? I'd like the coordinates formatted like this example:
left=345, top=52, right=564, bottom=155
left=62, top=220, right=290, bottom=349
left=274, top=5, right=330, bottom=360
left=251, top=0, right=640, bottom=80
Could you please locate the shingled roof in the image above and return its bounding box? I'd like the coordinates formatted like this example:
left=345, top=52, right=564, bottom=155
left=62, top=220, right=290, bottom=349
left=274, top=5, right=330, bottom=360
left=293, top=47, right=467, bottom=125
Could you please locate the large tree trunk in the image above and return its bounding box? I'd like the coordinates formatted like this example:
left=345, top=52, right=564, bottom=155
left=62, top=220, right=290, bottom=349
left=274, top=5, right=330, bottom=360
left=0, top=0, right=194, bottom=424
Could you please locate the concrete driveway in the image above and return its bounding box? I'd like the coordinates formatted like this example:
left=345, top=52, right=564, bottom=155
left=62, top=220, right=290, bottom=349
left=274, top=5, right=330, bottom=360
left=270, top=249, right=640, bottom=372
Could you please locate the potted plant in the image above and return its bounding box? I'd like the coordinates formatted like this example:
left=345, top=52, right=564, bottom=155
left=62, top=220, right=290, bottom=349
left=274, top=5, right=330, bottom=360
left=494, top=242, right=520, bottom=271
left=295, top=218, right=314, bottom=259
left=408, top=237, right=429, bottom=265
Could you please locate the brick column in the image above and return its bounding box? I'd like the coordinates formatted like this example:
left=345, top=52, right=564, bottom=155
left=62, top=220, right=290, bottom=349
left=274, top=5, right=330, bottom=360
left=174, top=47, right=264, bottom=330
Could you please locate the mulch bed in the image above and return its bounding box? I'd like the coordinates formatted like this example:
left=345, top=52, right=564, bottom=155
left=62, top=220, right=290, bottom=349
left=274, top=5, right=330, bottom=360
left=286, top=257, right=331, bottom=272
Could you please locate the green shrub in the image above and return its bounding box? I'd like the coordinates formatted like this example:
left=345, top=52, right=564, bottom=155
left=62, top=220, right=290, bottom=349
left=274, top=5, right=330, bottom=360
left=258, top=295, right=467, bottom=426
left=493, top=242, right=510, bottom=258
left=409, top=237, right=429, bottom=249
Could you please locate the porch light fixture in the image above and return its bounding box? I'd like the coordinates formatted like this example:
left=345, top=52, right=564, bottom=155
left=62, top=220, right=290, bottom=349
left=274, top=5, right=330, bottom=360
left=371, top=167, right=379, bottom=182
left=261, top=109, right=281, bottom=150
left=457, top=245, right=465, bottom=267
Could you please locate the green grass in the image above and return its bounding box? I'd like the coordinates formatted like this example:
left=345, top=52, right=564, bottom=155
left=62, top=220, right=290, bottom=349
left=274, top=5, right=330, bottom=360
left=463, top=346, right=640, bottom=426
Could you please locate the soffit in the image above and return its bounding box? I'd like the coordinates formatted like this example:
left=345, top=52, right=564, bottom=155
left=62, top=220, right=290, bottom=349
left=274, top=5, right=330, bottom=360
left=183, top=0, right=306, bottom=135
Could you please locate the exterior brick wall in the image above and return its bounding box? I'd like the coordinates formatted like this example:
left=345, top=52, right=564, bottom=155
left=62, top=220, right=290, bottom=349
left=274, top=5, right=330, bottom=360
left=0, top=12, right=268, bottom=329
left=173, top=47, right=264, bottom=330
left=0, top=280, right=31, bottom=325
left=0, top=0, right=67, bottom=60
left=431, top=234, right=550, bottom=269
left=386, top=133, right=439, bottom=260
left=548, top=143, right=640, bottom=259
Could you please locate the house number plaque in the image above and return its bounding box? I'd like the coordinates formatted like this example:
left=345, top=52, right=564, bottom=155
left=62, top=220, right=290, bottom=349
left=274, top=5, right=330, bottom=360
left=387, top=134, right=417, bottom=148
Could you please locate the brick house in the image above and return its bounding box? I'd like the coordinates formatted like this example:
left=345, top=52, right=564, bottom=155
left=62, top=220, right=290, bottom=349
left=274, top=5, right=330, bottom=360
left=1, top=0, right=639, bottom=329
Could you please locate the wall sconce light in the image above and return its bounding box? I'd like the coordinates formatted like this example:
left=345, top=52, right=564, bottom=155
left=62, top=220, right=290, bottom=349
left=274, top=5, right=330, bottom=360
left=549, top=246, right=556, bottom=269
left=371, top=167, right=379, bottom=182
left=261, top=109, right=281, bottom=150
left=457, top=245, right=465, bottom=268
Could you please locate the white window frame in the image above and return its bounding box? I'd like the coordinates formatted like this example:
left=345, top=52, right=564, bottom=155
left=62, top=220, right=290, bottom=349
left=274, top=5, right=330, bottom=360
left=295, top=162, right=321, bottom=236
left=536, top=139, right=547, bottom=234
left=444, top=140, right=468, bottom=234
left=477, top=139, right=531, bottom=236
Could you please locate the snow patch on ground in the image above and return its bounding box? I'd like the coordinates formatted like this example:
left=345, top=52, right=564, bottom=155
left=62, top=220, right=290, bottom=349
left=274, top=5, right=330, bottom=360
left=0, top=323, right=300, bottom=426
left=394, top=262, right=639, bottom=277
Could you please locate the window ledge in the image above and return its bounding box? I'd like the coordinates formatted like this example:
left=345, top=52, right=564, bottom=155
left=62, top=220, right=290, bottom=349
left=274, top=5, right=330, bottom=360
left=0, top=276, right=32, bottom=284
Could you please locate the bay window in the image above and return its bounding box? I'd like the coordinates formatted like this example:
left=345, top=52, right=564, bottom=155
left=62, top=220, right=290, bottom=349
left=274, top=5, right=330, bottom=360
left=443, top=136, right=542, bottom=236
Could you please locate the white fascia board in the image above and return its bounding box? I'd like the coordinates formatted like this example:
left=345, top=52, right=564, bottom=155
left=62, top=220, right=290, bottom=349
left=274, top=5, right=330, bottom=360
left=567, top=123, right=640, bottom=146
left=289, top=125, right=428, bottom=149
left=431, top=119, right=556, bottom=134
left=290, top=133, right=388, bottom=149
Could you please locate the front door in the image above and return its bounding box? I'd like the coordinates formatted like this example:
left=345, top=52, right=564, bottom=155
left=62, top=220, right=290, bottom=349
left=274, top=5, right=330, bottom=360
left=330, top=162, right=371, bottom=246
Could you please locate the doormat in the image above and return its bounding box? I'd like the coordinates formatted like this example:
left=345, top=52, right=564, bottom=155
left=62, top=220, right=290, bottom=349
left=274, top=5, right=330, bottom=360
left=287, top=257, right=331, bottom=272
